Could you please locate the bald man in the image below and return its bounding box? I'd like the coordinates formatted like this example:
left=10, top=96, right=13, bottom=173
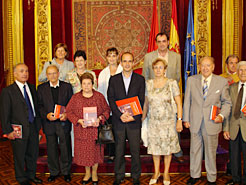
left=0, top=64, right=42, bottom=185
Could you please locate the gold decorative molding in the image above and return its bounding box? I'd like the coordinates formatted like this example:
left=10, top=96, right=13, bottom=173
left=2, top=0, right=24, bottom=86
left=222, top=0, right=234, bottom=73
left=35, top=0, right=52, bottom=85
left=194, top=0, right=211, bottom=64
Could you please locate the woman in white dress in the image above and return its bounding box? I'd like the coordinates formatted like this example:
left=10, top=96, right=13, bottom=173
left=98, top=47, right=122, bottom=162
left=142, top=58, right=183, bottom=185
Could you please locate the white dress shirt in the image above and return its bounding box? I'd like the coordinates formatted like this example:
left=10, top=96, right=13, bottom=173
left=15, top=80, right=36, bottom=116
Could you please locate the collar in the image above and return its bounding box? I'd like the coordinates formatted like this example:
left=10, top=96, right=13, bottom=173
left=15, top=80, right=28, bottom=88
left=49, top=80, right=60, bottom=88
left=202, top=74, right=213, bottom=82
left=122, top=71, right=133, bottom=79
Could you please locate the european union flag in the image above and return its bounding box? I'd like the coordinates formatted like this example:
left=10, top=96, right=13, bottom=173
left=184, top=0, right=197, bottom=91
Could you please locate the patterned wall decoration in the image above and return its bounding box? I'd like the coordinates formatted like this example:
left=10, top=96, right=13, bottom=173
left=160, top=0, right=172, bottom=35
left=73, top=0, right=172, bottom=70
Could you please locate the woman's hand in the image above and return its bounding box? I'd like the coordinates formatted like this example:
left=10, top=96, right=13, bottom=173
left=176, top=120, right=183, bottom=132
left=92, top=118, right=100, bottom=127
left=78, top=119, right=87, bottom=128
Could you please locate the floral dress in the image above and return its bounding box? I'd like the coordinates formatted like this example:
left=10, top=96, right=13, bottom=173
left=146, top=79, right=181, bottom=155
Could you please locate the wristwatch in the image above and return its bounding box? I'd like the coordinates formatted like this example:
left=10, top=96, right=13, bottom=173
left=177, top=118, right=182, bottom=120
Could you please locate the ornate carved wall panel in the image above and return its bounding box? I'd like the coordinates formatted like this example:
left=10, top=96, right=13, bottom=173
left=2, top=0, right=24, bottom=85
left=35, top=0, right=52, bottom=85
left=194, top=0, right=211, bottom=63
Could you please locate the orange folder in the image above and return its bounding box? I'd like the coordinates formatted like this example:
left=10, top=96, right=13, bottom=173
left=116, top=96, right=142, bottom=116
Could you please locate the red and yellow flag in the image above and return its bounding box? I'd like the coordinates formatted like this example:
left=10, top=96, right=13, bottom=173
left=169, top=0, right=180, bottom=53
left=169, top=0, right=182, bottom=96
left=147, top=0, right=159, bottom=53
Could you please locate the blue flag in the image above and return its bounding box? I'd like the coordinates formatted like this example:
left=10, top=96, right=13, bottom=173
left=184, top=0, right=197, bottom=91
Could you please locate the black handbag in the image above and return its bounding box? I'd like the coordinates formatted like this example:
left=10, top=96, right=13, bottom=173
left=96, top=115, right=115, bottom=144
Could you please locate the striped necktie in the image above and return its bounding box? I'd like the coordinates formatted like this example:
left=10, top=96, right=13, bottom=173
left=203, top=80, right=208, bottom=100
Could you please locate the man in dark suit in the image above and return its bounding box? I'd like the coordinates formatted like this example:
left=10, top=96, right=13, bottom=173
left=0, top=63, right=42, bottom=185
left=224, top=61, right=246, bottom=185
left=183, top=56, right=231, bottom=185
left=37, top=65, right=73, bottom=182
left=107, top=52, right=145, bottom=185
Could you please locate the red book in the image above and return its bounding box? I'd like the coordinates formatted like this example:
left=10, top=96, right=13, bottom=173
left=83, top=107, right=97, bottom=126
left=54, top=104, right=66, bottom=119
left=241, top=104, right=246, bottom=114
left=210, top=105, right=221, bottom=121
left=3, top=124, right=23, bottom=139
left=116, top=96, right=143, bottom=116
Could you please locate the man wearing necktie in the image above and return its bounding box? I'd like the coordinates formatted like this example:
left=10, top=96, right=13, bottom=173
left=37, top=65, right=73, bottom=183
left=224, top=61, right=246, bottom=185
left=183, top=56, right=232, bottom=185
left=0, top=64, right=42, bottom=185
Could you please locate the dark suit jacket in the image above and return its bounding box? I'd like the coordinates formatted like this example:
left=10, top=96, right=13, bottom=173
left=107, top=72, right=145, bottom=130
left=0, top=82, right=41, bottom=139
left=37, top=81, right=73, bottom=135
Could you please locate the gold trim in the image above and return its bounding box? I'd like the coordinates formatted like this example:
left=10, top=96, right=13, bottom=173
left=194, top=0, right=211, bottom=65
left=35, top=0, right=52, bottom=86
left=2, top=0, right=24, bottom=86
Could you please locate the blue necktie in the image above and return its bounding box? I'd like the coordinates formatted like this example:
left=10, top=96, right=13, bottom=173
left=23, top=85, right=34, bottom=123
left=203, top=80, right=208, bottom=100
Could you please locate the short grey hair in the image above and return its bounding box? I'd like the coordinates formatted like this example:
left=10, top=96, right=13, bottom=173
left=13, top=63, right=27, bottom=72
left=237, top=61, right=246, bottom=70
left=199, top=56, right=215, bottom=65
left=46, top=65, right=59, bottom=73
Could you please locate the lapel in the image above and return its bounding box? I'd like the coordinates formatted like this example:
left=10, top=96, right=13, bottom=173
left=45, top=82, right=54, bottom=106
left=195, top=74, right=203, bottom=98
left=13, top=82, right=26, bottom=105
left=119, top=73, right=127, bottom=96
left=206, top=74, right=216, bottom=97
left=127, top=72, right=135, bottom=97
left=58, top=81, right=63, bottom=104
left=231, top=83, right=239, bottom=104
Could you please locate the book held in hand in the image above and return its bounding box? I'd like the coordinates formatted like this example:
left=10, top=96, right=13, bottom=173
left=54, top=104, right=66, bottom=119
left=83, top=107, right=97, bottom=126
left=241, top=104, right=246, bottom=114
left=116, top=96, right=143, bottom=116
left=3, top=124, right=22, bottom=139
left=210, top=105, right=221, bottom=121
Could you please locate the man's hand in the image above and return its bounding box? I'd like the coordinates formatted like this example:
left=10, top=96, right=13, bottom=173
left=120, top=112, right=134, bottom=123
left=47, top=112, right=57, bottom=121
left=7, top=131, right=16, bottom=140
left=184, top=122, right=190, bottom=128
left=223, top=131, right=230, bottom=140
left=243, top=112, right=246, bottom=117
left=214, top=115, right=223, bottom=123
left=60, top=112, right=67, bottom=121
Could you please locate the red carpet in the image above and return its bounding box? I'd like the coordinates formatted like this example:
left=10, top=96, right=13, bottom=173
left=36, top=128, right=229, bottom=173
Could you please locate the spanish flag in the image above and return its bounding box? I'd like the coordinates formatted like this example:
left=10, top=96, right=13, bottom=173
left=169, top=0, right=180, bottom=53
left=147, top=0, right=159, bottom=53
left=169, top=0, right=182, bottom=96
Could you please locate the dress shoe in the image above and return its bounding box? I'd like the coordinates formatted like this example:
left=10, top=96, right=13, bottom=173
left=29, top=176, right=43, bottom=184
left=133, top=179, right=140, bottom=185
left=207, top=181, right=216, bottom=185
left=149, top=173, right=160, bottom=184
left=64, top=175, right=71, bottom=182
left=226, top=168, right=232, bottom=176
left=226, top=179, right=241, bottom=185
left=82, top=177, right=92, bottom=185
left=19, top=180, right=31, bottom=185
left=48, top=175, right=58, bottom=182
left=174, top=156, right=185, bottom=163
left=113, top=178, right=124, bottom=185
left=187, top=177, right=200, bottom=185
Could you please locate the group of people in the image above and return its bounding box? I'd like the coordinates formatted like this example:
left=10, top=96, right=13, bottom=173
left=0, top=32, right=245, bottom=185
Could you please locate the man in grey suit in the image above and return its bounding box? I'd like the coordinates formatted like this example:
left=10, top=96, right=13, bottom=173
left=224, top=61, right=246, bottom=185
left=183, top=56, right=232, bottom=185
left=143, top=32, right=181, bottom=83
left=143, top=32, right=184, bottom=163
